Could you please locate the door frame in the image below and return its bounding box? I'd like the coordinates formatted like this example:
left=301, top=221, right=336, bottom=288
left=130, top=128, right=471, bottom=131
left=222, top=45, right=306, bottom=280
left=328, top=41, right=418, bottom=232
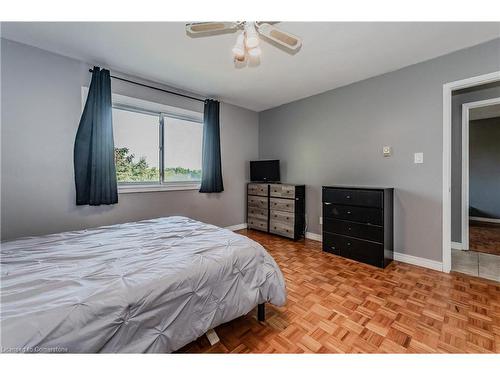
left=442, top=71, right=500, bottom=273
left=461, top=97, right=500, bottom=251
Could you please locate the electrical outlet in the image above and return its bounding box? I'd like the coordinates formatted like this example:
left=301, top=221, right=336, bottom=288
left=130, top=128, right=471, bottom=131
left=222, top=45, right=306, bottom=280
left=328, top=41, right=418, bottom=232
left=383, top=146, right=392, bottom=157
left=414, top=152, right=424, bottom=164
left=319, top=216, right=323, bottom=225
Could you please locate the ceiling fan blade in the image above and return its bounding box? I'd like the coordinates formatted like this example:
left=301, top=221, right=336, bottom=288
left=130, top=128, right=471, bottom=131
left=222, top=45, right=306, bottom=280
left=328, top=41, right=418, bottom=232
left=257, top=23, right=302, bottom=51
left=186, top=22, right=239, bottom=36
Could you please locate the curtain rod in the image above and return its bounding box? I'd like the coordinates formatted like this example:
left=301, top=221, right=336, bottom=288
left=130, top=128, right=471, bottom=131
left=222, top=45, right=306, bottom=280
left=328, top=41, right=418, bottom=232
left=88, top=68, right=205, bottom=103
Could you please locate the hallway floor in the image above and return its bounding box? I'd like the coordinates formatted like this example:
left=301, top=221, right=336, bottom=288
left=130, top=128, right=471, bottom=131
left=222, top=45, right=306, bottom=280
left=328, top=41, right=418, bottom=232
left=469, top=221, right=500, bottom=256
left=451, top=249, right=500, bottom=282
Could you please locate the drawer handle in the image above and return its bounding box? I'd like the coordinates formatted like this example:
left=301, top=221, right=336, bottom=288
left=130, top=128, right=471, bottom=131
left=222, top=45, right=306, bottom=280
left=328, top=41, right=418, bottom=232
left=347, top=242, right=351, bottom=246
left=274, top=226, right=277, bottom=229
left=347, top=211, right=351, bottom=214
left=331, top=246, right=336, bottom=250
left=346, top=195, right=351, bottom=199
left=348, top=227, right=352, bottom=231
left=324, top=202, right=332, bottom=205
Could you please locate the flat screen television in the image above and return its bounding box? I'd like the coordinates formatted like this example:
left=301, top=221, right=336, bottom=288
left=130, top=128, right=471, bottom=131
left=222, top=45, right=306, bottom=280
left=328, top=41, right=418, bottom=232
left=250, top=160, right=280, bottom=182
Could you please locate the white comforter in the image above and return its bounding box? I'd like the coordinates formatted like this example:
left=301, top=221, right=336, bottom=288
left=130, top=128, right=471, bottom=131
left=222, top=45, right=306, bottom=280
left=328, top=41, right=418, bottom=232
left=0, top=216, right=286, bottom=353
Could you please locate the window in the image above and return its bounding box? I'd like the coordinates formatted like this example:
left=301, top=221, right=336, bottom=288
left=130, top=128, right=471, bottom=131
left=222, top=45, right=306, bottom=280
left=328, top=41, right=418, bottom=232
left=113, top=108, right=160, bottom=184
left=112, top=104, right=203, bottom=192
left=164, top=117, right=203, bottom=182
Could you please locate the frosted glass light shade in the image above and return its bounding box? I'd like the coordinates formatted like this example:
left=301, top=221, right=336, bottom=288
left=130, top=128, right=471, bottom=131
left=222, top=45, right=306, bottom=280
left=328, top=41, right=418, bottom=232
left=244, top=23, right=259, bottom=49
left=232, top=33, right=245, bottom=60
left=248, top=46, right=261, bottom=58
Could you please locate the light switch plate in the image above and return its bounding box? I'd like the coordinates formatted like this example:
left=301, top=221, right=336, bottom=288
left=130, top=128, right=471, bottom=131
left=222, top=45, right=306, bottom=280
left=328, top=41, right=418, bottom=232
left=414, top=152, right=424, bottom=164
left=319, top=216, right=323, bottom=225
left=383, top=146, right=392, bottom=157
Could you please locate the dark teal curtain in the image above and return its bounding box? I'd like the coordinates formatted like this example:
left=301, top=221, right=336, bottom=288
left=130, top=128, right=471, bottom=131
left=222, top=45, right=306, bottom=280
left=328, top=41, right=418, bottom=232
left=199, top=99, right=224, bottom=193
left=74, top=67, right=118, bottom=205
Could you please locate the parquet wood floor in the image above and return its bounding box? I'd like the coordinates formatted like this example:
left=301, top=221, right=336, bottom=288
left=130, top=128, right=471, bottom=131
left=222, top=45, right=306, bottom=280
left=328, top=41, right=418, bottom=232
left=469, top=221, right=500, bottom=256
left=178, top=229, right=500, bottom=353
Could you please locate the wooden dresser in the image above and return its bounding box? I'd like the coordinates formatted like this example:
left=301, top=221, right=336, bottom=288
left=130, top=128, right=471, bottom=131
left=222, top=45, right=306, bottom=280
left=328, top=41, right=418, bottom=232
left=322, top=186, right=393, bottom=268
left=247, top=183, right=305, bottom=240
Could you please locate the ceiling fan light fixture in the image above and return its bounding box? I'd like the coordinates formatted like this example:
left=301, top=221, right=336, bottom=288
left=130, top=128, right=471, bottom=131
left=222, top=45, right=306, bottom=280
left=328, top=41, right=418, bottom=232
left=244, top=22, right=259, bottom=49
left=185, top=21, right=302, bottom=67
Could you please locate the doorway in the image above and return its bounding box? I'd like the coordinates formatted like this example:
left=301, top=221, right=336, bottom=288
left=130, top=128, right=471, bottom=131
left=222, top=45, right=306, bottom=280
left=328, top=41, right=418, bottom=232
left=452, top=98, right=500, bottom=281
left=442, top=71, right=500, bottom=279
left=462, top=98, right=500, bottom=255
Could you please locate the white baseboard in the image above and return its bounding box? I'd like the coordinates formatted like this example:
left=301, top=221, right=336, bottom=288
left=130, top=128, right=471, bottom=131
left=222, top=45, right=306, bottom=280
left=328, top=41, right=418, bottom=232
left=451, top=241, right=463, bottom=250
left=305, top=232, right=322, bottom=241
left=393, top=252, right=443, bottom=271
left=225, top=223, right=247, bottom=231
left=470, top=216, right=500, bottom=224
left=303, top=232, right=443, bottom=271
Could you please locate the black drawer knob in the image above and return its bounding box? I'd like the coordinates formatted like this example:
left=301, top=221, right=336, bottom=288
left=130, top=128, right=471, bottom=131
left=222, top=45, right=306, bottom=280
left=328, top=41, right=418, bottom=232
left=331, top=246, right=336, bottom=250
left=348, top=227, right=352, bottom=231
left=347, top=211, right=351, bottom=214
left=347, top=242, right=351, bottom=246
left=346, top=195, right=351, bottom=199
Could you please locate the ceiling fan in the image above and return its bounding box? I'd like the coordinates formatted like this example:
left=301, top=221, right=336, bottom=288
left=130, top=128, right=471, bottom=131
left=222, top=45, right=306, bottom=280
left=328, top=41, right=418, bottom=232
left=185, top=21, right=302, bottom=64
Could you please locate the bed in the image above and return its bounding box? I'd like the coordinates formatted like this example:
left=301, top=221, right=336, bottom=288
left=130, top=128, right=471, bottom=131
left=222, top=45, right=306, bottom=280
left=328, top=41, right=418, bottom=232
left=0, top=216, right=286, bottom=353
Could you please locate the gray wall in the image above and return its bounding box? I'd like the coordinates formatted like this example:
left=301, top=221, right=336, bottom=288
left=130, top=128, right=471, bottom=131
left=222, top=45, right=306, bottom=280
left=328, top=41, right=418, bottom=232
left=1, top=39, right=259, bottom=240
left=450, top=83, right=500, bottom=241
left=469, top=117, right=500, bottom=219
left=259, top=38, right=500, bottom=262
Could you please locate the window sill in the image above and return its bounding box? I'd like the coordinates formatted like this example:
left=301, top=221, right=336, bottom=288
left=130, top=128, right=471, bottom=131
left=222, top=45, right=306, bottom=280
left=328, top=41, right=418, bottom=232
left=118, top=182, right=201, bottom=194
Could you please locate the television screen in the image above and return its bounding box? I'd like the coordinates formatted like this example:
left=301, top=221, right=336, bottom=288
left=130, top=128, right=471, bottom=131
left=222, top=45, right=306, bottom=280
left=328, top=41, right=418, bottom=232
left=250, top=160, right=280, bottom=182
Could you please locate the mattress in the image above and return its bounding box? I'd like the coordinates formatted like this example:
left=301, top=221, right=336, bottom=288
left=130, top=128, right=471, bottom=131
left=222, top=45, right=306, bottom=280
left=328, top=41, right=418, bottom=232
left=0, top=216, right=286, bottom=353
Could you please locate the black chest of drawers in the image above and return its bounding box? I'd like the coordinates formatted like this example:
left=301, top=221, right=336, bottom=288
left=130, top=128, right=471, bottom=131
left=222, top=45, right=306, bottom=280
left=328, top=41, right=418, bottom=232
left=322, top=186, right=394, bottom=268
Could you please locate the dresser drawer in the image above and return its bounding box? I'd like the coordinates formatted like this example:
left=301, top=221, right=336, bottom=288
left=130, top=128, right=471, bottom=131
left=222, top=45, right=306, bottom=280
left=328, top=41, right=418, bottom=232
left=248, top=218, right=268, bottom=231
left=323, top=203, right=383, bottom=225
left=248, top=207, right=267, bottom=221
left=322, top=233, right=383, bottom=267
left=270, top=220, right=294, bottom=239
left=347, top=239, right=384, bottom=268
left=270, top=197, right=294, bottom=213
left=324, top=218, right=383, bottom=243
left=270, top=210, right=294, bottom=225
left=248, top=183, right=268, bottom=197
left=270, top=184, right=295, bottom=198
left=323, top=188, right=383, bottom=208
left=322, top=232, right=341, bottom=255
left=248, top=196, right=268, bottom=209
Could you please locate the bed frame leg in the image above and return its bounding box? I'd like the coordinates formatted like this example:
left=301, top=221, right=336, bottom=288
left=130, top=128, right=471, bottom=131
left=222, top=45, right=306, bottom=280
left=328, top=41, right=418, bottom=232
left=257, top=303, right=265, bottom=321
left=206, top=329, right=220, bottom=346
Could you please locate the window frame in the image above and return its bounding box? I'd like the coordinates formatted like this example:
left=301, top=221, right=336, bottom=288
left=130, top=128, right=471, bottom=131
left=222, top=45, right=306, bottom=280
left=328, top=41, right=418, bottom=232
left=112, top=103, right=203, bottom=194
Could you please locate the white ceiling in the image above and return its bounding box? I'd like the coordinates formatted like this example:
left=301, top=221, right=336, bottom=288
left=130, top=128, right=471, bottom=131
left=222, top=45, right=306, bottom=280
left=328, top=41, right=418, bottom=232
left=2, top=22, right=499, bottom=111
